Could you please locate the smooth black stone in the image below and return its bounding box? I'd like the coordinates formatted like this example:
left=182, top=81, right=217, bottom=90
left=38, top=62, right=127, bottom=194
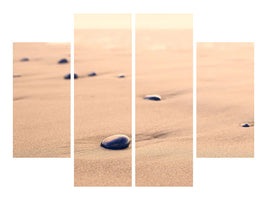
left=118, top=74, right=125, bottom=78
left=242, top=123, right=250, bottom=127
left=58, top=58, right=68, bottom=64
left=144, top=95, right=161, bottom=101
left=64, top=73, right=78, bottom=79
left=20, top=58, right=29, bottom=62
left=88, top=72, right=97, bottom=77
left=101, top=135, right=130, bottom=150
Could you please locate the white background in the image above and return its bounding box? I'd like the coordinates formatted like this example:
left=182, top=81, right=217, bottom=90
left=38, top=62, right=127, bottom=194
left=0, top=0, right=266, bottom=199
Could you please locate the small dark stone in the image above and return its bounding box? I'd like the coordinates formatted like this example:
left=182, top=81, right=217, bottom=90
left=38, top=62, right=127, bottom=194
left=13, top=75, right=21, bottom=78
left=144, top=95, right=161, bottom=101
left=101, top=135, right=131, bottom=150
left=64, top=73, right=78, bottom=79
left=241, top=123, right=250, bottom=127
left=20, top=58, right=29, bottom=62
left=58, top=58, right=68, bottom=64
left=88, top=72, right=97, bottom=77
left=118, top=74, right=125, bottom=78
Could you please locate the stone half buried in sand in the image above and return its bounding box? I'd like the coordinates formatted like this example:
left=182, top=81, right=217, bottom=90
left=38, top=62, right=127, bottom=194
left=64, top=73, right=78, bottom=79
left=20, top=58, right=29, bottom=62
left=88, top=72, right=97, bottom=77
left=242, top=124, right=250, bottom=127
left=144, top=94, right=162, bottom=101
left=101, top=135, right=131, bottom=150
left=58, top=58, right=68, bottom=64
left=118, top=74, right=125, bottom=78
left=241, top=122, right=254, bottom=127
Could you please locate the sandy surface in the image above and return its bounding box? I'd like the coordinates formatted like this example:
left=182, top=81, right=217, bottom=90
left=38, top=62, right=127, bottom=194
left=136, top=29, right=193, bottom=186
left=13, top=43, right=70, bottom=157
left=197, top=43, right=254, bottom=157
left=74, top=29, right=132, bottom=186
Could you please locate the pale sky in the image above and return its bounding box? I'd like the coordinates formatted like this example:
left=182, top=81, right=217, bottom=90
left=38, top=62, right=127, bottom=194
left=74, top=14, right=131, bottom=29
left=136, top=14, right=193, bottom=29
left=74, top=14, right=192, bottom=29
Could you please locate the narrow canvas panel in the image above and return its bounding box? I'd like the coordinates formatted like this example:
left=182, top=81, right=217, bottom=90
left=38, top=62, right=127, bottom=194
left=197, top=42, right=254, bottom=157
left=13, top=42, right=70, bottom=157
left=74, top=14, right=132, bottom=186
left=135, top=14, right=193, bottom=186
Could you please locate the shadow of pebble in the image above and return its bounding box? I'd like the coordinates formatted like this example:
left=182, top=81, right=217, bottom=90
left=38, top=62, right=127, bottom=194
left=13, top=96, right=28, bottom=101
left=161, top=90, right=191, bottom=98
left=136, top=131, right=173, bottom=142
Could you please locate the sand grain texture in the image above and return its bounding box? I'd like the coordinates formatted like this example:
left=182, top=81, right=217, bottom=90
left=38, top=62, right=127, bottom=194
left=13, top=43, right=70, bottom=157
left=136, top=29, right=193, bottom=186
left=197, top=43, right=254, bottom=157
left=74, top=29, right=132, bottom=186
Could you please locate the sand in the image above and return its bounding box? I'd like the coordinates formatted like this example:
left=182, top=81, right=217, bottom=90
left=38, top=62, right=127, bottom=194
left=136, top=29, right=193, bottom=186
left=74, top=29, right=132, bottom=186
left=13, top=42, right=70, bottom=157
left=197, top=43, right=254, bottom=157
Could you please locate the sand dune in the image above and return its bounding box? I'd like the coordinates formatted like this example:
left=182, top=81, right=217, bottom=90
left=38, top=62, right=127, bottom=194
left=13, top=43, right=70, bottom=157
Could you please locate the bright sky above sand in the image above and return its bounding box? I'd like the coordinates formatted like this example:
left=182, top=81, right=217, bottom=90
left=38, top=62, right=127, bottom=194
left=75, top=14, right=131, bottom=29
left=136, top=14, right=193, bottom=29
left=74, top=14, right=192, bottom=29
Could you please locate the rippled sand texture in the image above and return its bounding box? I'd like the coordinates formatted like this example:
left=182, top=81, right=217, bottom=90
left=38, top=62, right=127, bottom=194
left=74, top=29, right=132, bottom=186
left=136, top=29, right=193, bottom=186
left=13, top=43, right=70, bottom=157
left=197, top=43, right=254, bottom=157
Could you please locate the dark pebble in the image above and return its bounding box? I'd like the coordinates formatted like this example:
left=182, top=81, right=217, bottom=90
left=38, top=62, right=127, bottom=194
left=58, top=58, right=68, bottom=64
left=88, top=72, right=97, bottom=77
left=101, top=135, right=131, bottom=150
left=13, top=75, right=21, bottom=78
left=241, top=123, right=250, bottom=127
left=118, top=74, right=125, bottom=78
left=144, top=95, right=162, bottom=101
left=64, top=73, right=78, bottom=79
left=20, top=58, right=29, bottom=62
